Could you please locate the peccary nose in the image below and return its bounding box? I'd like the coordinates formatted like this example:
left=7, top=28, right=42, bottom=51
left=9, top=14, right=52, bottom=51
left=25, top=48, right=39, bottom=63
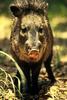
left=25, top=40, right=42, bottom=52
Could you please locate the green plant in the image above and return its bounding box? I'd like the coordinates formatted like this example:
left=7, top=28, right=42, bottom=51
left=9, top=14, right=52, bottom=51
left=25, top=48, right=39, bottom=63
left=0, top=50, right=25, bottom=99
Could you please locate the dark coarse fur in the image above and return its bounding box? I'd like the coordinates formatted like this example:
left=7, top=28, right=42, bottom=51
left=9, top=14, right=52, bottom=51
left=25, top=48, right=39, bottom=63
left=10, top=0, right=56, bottom=96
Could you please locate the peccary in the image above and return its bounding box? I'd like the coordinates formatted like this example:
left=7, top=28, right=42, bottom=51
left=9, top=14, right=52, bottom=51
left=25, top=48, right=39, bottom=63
left=10, top=0, right=56, bottom=95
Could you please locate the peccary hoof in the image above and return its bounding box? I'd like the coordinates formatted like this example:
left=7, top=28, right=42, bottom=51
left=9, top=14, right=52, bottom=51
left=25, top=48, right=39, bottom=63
left=50, top=79, right=56, bottom=86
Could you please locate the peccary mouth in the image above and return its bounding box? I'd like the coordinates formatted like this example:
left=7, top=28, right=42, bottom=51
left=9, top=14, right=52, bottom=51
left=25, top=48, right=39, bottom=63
left=28, top=49, right=39, bottom=60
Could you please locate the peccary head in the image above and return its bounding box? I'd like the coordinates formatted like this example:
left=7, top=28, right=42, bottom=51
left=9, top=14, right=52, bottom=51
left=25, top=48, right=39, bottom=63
left=10, top=0, right=53, bottom=63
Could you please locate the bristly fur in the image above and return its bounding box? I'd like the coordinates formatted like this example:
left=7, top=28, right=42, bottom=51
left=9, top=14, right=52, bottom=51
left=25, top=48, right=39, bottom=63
left=11, top=0, right=48, bottom=14
left=10, top=0, right=56, bottom=96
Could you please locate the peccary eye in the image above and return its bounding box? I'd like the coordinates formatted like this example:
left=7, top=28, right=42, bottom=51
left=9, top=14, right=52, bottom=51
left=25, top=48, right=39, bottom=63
left=38, top=27, right=43, bottom=33
left=21, top=27, right=28, bottom=33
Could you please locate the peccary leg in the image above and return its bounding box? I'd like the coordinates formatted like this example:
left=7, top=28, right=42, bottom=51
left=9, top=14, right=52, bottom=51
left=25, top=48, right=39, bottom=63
left=21, top=66, right=31, bottom=94
left=44, top=53, right=56, bottom=83
left=15, top=67, right=31, bottom=94
left=31, top=65, right=41, bottom=95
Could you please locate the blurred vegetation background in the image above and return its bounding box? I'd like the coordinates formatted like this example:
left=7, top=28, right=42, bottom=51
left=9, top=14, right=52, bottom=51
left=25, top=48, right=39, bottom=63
left=0, top=0, right=67, bottom=63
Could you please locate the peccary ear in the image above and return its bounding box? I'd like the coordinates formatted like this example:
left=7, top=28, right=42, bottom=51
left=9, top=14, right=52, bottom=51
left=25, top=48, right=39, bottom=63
left=10, top=5, right=22, bottom=17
